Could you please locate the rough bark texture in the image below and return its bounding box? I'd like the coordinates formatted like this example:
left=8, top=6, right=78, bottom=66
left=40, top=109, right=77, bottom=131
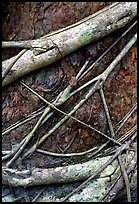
left=2, top=155, right=114, bottom=186
left=2, top=2, right=137, bottom=202
left=2, top=2, right=137, bottom=87
left=2, top=1, right=137, bottom=166
left=2, top=151, right=137, bottom=201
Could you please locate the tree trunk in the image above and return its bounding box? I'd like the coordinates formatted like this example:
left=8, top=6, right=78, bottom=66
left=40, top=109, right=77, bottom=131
left=2, top=2, right=137, bottom=87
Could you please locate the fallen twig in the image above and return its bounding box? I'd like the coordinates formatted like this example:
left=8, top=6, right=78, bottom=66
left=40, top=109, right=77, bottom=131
left=2, top=105, right=45, bottom=136
left=20, top=81, right=119, bottom=144
left=114, top=103, right=137, bottom=137
left=4, top=59, right=101, bottom=166
left=70, top=33, right=137, bottom=97
left=60, top=132, right=136, bottom=202
left=2, top=49, right=27, bottom=80
left=100, top=86, right=131, bottom=202
left=36, top=146, right=98, bottom=157
left=31, top=187, right=46, bottom=202
left=16, top=80, right=104, bottom=162
left=4, top=32, right=136, bottom=167
left=101, top=150, right=137, bottom=202
left=78, top=20, right=137, bottom=80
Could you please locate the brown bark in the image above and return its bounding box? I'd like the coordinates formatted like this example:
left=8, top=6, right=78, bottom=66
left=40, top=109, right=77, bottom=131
left=2, top=2, right=137, bottom=87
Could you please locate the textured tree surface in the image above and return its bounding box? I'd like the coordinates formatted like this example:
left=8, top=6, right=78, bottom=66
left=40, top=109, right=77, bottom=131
left=2, top=2, right=137, bottom=87
left=2, top=2, right=137, bottom=202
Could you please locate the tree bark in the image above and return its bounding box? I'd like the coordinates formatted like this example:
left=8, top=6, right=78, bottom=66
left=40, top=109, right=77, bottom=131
left=2, top=150, right=135, bottom=187
left=2, top=2, right=137, bottom=87
left=2, top=151, right=136, bottom=202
